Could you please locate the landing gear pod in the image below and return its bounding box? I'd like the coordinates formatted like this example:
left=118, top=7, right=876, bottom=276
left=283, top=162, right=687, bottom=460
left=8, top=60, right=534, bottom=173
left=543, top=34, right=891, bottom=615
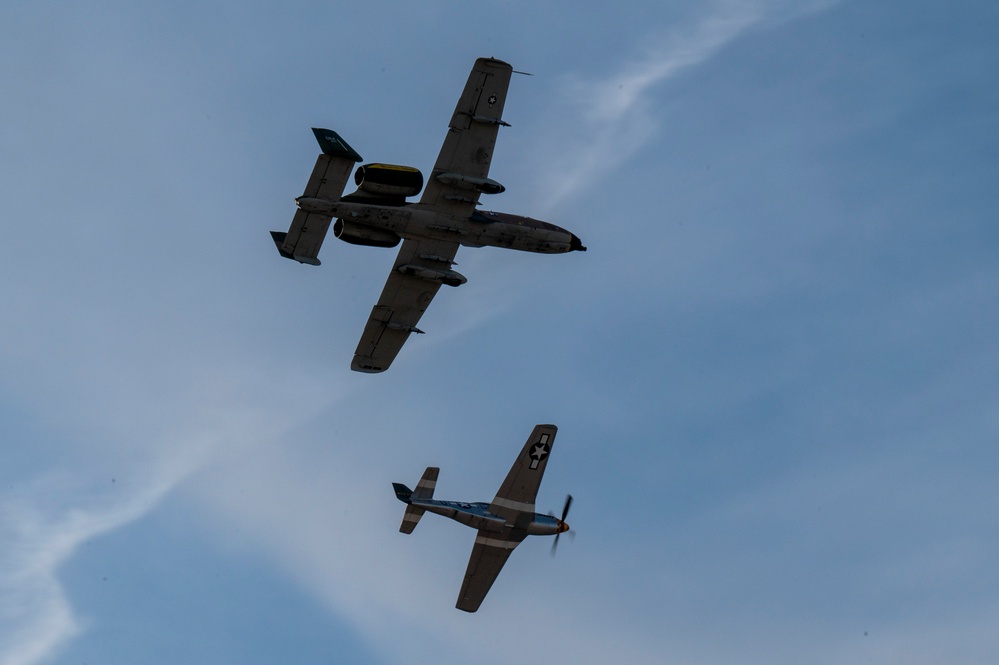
left=397, top=264, right=467, bottom=287
left=435, top=172, right=505, bottom=195
left=354, top=163, right=424, bottom=198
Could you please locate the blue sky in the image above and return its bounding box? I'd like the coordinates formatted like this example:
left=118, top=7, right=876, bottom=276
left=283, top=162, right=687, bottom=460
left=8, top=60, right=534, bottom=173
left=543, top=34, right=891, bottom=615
left=2, top=1, right=998, bottom=663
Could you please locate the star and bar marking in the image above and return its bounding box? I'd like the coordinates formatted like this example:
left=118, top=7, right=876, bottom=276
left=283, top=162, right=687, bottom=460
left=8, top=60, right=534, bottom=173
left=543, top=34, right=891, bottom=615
left=529, top=433, right=551, bottom=470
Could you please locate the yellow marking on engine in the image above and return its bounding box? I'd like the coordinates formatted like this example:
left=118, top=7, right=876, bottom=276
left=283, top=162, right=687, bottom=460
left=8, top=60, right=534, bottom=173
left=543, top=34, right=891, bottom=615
left=367, top=163, right=420, bottom=172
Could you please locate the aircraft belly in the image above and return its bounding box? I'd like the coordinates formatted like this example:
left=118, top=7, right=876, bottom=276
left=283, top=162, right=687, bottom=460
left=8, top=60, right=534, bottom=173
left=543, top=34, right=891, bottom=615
left=333, top=206, right=413, bottom=235
left=329, top=204, right=575, bottom=254
left=335, top=204, right=475, bottom=245
left=420, top=502, right=505, bottom=530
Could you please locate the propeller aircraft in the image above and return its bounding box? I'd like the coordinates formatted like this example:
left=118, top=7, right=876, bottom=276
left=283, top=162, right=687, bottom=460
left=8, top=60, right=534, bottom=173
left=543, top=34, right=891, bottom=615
left=392, top=423, right=572, bottom=612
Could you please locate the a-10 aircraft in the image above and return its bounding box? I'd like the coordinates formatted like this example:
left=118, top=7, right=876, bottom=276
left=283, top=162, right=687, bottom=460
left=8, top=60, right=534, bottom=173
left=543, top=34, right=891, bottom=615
left=393, top=423, right=572, bottom=612
left=271, top=57, right=586, bottom=373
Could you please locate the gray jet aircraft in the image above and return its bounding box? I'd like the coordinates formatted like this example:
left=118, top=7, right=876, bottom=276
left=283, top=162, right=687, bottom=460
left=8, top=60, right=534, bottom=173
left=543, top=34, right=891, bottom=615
left=393, top=423, right=572, bottom=612
left=271, top=58, right=586, bottom=373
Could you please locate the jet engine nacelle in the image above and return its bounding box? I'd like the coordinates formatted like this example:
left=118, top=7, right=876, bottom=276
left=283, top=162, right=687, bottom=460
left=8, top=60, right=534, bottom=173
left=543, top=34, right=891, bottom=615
left=333, top=218, right=401, bottom=248
left=354, top=163, right=424, bottom=198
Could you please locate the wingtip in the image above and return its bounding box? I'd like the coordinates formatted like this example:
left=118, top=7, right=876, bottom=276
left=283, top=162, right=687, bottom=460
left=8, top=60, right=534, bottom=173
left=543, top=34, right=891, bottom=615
left=479, top=56, right=512, bottom=69
left=351, top=358, right=387, bottom=373
left=455, top=599, right=480, bottom=613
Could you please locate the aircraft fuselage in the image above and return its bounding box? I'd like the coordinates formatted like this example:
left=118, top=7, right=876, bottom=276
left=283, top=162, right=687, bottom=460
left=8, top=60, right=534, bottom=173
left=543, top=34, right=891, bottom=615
left=410, top=498, right=565, bottom=536
left=295, top=197, right=586, bottom=254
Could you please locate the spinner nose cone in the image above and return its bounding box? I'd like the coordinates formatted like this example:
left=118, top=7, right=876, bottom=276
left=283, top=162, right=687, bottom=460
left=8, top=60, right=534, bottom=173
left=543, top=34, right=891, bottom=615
left=558, top=520, right=570, bottom=534
left=570, top=233, right=587, bottom=252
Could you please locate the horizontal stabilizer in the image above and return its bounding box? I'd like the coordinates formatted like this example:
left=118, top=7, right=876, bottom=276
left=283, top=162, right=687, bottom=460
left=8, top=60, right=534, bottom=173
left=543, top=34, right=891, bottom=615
left=413, top=467, right=439, bottom=500
left=270, top=229, right=321, bottom=265
left=271, top=128, right=362, bottom=266
left=400, top=504, right=425, bottom=534
left=395, top=466, right=439, bottom=534
left=394, top=480, right=423, bottom=535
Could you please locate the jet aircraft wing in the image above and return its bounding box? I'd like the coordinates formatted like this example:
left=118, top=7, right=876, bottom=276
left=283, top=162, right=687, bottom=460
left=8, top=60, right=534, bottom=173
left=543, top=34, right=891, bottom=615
left=350, top=59, right=513, bottom=373
left=418, top=57, right=513, bottom=217
left=487, top=424, right=558, bottom=521
left=456, top=530, right=526, bottom=612
left=351, top=237, right=461, bottom=373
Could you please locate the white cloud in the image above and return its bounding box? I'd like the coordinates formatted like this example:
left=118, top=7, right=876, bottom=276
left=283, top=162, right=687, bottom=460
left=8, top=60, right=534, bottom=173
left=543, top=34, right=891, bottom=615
left=531, top=0, right=838, bottom=215
left=533, top=4, right=760, bottom=213
left=0, top=466, right=182, bottom=665
left=0, top=340, right=339, bottom=665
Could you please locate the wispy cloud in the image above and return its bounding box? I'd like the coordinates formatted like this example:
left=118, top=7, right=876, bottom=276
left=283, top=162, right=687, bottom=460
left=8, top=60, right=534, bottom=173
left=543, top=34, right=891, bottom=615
left=533, top=0, right=837, bottom=214
left=0, top=466, right=184, bottom=665
left=0, top=354, right=337, bottom=665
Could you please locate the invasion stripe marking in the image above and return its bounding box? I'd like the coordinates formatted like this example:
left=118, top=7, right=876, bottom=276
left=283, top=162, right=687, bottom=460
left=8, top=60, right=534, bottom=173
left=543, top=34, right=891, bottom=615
left=474, top=535, right=519, bottom=549
left=490, top=497, right=535, bottom=513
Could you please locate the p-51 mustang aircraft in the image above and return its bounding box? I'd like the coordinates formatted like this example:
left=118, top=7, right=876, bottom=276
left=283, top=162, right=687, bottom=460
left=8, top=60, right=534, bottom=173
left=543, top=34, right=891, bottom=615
left=393, top=423, right=573, bottom=612
left=271, top=58, right=586, bottom=373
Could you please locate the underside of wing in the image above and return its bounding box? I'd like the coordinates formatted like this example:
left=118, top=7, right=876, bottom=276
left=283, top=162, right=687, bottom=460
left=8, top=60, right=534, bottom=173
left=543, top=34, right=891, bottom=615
left=419, top=58, right=513, bottom=217
left=489, top=424, right=558, bottom=521
left=351, top=238, right=461, bottom=373
left=456, top=531, right=524, bottom=613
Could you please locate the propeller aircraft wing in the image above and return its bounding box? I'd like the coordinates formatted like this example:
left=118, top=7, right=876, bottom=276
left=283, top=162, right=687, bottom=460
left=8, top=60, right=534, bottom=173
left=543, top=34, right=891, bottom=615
left=452, top=424, right=558, bottom=610
left=488, top=424, right=558, bottom=521
left=456, top=531, right=526, bottom=612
